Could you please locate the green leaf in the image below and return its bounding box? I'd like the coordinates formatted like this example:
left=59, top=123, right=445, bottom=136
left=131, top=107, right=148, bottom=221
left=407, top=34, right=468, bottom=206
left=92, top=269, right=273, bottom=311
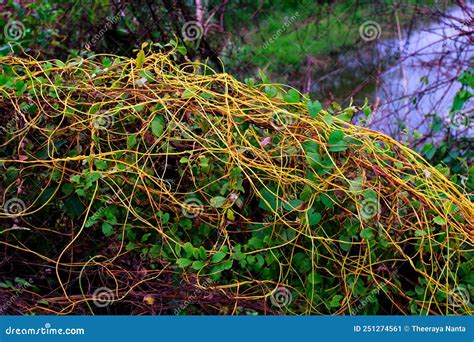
left=320, top=194, right=334, bottom=208
left=307, top=209, right=321, bottom=226
left=283, top=199, right=302, bottom=211
left=300, top=185, right=313, bottom=201
left=210, top=196, right=226, bottom=208
left=329, top=294, right=343, bottom=308
left=245, top=78, right=255, bottom=87
left=101, top=222, right=114, bottom=237
left=94, top=159, right=108, bottom=170
left=433, top=216, right=446, bottom=226
left=104, top=206, right=118, bottom=224
left=211, top=259, right=233, bottom=274
left=226, top=208, right=235, bottom=220
left=176, top=45, right=187, bottom=56
left=283, top=89, right=300, bottom=103
left=198, top=246, right=207, bottom=260
left=63, top=195, right=84, bottom=219
left=360, top=228, right=375, bottom=240
left=70, top=175, right=81, bottom=183
left=247, top=237, right=264, bottom=250
left=258, top=187, right=281, bottom=212
left=133, top=104, right=145, bottom=112
left=255, top=254, right=268, bottom=271
left=293, top=252, right=312, bottom=273
left=339, top=236, right=352, bottom=251
left=422, top=144, right=436, bottom=160
left=151, top=115, right=165, bottom=138
left=415, top=229, right=426, bottom=237
left=161, top=212, right=170, bottom=224
left=138, top=70, right=154, bottom=82
left=102, top=57, right=112, bottom=68
left=302, top=140, right=319, bottom=154
left=182, top=87, right=198, bottom=98
left=258, top=69, right=269, bottom=83
left=174, top=244, right=182, bottom=257
left=308, top=271, right=323, bottom=284
left=335, top=111, right=353, bottom=122
left=177, top=258, right=193, bottom=268
left=264, top=86, right=278, bottom=98
left=127, top=134, right=137, bottom=149
left=55, top=60, right=66, bottom=68
left=322, top=113, right=334, bottom=125
left=85, top=171, right=101, bottom=184
left=328, top=129, right=344, bottom=144
left=306, top=152, right=323, bottom=169
left=126, top=242, right=136, bottom=251
left=307, top=100, right=322, bottom=118
left=221, top=259, right=233, bottom=270
left=136, top=50, right=145, bottom=68
left=328, top=141, right=348, bottom=152
left=211, top=251, right=227, bottom=264
left=183, top=242, right=194, bottom=257
left=192, top=261, right=205, bottom=270
left=199, top=92, right=215, bottom=99
left=15, top=81, right=27, bottom=96
left=61, top=183, right=74, bottom=196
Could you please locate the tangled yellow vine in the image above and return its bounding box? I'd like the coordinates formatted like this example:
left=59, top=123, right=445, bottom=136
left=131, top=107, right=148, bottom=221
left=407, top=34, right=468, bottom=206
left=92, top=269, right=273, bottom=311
left=0, top=48, right=472, bottom=315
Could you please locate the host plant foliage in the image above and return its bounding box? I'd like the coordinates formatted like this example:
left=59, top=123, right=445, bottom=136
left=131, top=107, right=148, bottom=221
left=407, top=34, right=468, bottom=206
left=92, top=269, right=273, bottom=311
left=0, top=47, right=472, bottom=315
